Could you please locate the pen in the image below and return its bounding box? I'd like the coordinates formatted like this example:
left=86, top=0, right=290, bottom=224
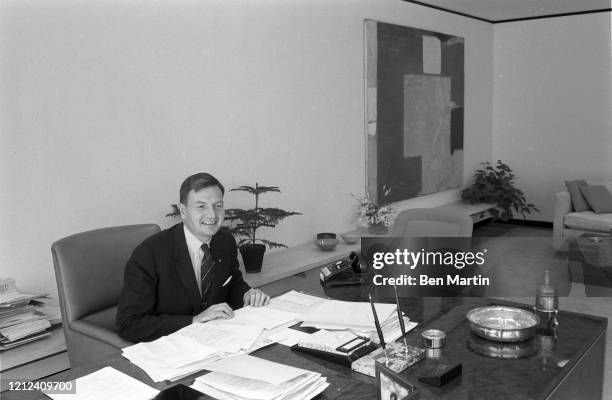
left=393, top=284, right=409, bottom=355
left=222, top=276, right=232, bottom=287
left=369, top=293, right=389, bottom=365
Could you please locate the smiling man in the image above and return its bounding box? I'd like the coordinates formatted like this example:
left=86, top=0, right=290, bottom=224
left=116, top=173, right=270, bottom=343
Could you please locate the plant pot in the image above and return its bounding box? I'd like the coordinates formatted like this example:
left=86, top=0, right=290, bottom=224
left=239, top=244, right=266, bottom=273
left=368, top=223, right=388, bottom=234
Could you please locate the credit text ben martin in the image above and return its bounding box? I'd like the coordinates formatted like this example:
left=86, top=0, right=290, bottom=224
left=370, top=248, right=491, bottom=287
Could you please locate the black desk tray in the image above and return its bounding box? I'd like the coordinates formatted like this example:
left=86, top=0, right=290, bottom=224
left=291, top=342, right=379, bottom=367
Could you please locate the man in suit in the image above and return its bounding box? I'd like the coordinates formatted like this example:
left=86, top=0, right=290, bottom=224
left=117, top=173, right=270, bottom=343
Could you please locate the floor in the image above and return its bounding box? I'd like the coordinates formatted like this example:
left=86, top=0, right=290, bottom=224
left=473, top=222, right=611, bottom=399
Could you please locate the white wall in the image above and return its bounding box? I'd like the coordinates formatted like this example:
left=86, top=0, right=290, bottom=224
left=493, top=13, right=612, bottom=222
left=0, top=0, right=493, bottom=297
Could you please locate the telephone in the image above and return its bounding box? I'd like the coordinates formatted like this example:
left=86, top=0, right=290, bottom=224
left=319, top=252, right=365, bottom=286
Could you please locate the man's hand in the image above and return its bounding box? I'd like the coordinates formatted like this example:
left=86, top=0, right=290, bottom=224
left=192, top=302, right=234, bottom=323
left=243, top=288, right=270, bottom=307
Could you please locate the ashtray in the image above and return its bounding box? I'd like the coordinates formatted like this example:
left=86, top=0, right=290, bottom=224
left=466, top=306, right=539, bottom=342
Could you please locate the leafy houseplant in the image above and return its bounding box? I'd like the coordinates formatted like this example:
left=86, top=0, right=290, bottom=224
left=461, top=160, right=539, bottom=221
left=353, top=194, right=396, bottom=234
left=224, top=184, right=301, bottom=273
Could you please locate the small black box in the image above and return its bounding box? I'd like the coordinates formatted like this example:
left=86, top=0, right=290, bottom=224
left=417, top=362, right=462, bottom=387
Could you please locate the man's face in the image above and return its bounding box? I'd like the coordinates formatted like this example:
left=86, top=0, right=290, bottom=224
left=179, top=186, right=225, bottom=242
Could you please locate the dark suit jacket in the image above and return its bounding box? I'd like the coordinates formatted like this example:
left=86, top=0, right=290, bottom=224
left=116, top=223, right=251, bottom=343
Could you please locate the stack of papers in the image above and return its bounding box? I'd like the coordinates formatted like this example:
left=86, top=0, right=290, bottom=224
left=122, top=334, right=218, bottom=382
left=268, top=327, right=313, bottom=347
left=300, top=299, right=397, bottom=331
left=231, top=306, right=297, bottom=330
left=367, top=314, right=418, bottom=344
left=45, top=367, right=159, bottom=400
left=176, top=320, right=264, bottom=355
left=267, top=291, right=325, bottom=318
left=0, top=278, right=52, bottom=350
left=192, top=355, right=328, bottom=400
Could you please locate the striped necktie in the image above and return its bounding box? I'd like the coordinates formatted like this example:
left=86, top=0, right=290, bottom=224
left=200, top=243, right=214, bottom=309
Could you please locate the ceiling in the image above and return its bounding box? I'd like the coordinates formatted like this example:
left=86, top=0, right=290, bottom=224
left=406, top=0, right=611, bottom=23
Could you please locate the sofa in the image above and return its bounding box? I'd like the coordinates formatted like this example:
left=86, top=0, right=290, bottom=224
left=553, top=180, right=612, bottom=250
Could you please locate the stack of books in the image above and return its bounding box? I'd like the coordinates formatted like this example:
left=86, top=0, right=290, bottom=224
left=0, top=278, right=52, bottom=350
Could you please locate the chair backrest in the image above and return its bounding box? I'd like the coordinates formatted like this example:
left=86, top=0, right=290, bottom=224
left=390, top=208, right=473, bottom=238
left=51, top=224, right=161, bottom=325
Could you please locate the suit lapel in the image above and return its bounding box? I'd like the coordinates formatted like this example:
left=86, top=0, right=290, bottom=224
left=173, top=224, right=202, bottom=313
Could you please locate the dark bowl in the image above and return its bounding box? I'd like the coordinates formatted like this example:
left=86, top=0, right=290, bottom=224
left=315, top=238, right=339, bottom=251
left=316, top=232, right=337, bottom=240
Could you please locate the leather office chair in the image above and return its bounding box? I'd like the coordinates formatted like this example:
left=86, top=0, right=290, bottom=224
left=388, top=208, right=475, bottom=298
left=51, top=224, right=160, bottom=367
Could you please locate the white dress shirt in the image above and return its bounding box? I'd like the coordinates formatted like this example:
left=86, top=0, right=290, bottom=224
left=183, top=225, right=211, bottom=293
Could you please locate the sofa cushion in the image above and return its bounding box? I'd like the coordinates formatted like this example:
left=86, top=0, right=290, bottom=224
left=586, top=180, right=612, bottom=193
left=565, top=180, right=590, bottom=211
left=564, top=211, right=612, bottom=232
left=580, top=185, right=612, bottom=214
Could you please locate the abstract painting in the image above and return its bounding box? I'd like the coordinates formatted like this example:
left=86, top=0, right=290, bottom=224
left=365, top=20, right=464, bottom=204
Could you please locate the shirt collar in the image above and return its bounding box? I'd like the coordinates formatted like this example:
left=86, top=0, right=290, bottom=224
left=183, top=225, right=210, bottom=253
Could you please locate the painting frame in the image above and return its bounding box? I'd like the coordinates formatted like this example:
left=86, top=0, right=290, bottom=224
left=364, top=19, right=465, bottom=205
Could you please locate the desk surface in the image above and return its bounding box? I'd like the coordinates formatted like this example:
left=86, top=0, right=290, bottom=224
left=2, top=271, right=607, bottom=400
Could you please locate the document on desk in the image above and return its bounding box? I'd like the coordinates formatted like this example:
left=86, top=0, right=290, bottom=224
left=202, top=354, right=306, bottom=384
left=269, top=326, right=313, bottom=347
left=44, top=367, right=159, bottom=400
left=191, top=354, right=329, bottom=400
left=231, top=306, right=298, bottom=329
left=300, top=299, right=397, bottom=331
left=267, top=290, right=325, bottom=317
left=176, top=320, right=264, bottom=354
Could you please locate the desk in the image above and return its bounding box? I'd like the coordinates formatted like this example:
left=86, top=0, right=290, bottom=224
left=2, top=270, right=606, bottom=400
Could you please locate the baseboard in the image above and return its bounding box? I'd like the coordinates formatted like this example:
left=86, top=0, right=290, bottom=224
left=503, top=219, right=553, bottom=228
left=473, top=219, right=552, bottom=229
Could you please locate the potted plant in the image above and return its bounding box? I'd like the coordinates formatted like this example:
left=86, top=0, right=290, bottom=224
left=461, top=160, right=539, bottom=221
left=224, top=183, right=301, bottom=273
left=353, top=194, right=397, bottom=234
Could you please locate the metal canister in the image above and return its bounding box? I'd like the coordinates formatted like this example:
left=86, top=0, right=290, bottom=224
left=421, top=329, right=446, bottom=349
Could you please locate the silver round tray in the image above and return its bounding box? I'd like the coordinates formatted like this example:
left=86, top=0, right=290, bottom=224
left=466, top=306, right=539, bottom=342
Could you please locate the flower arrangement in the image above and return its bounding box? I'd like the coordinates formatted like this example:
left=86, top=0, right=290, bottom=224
left=352, top=194, right=396, bottom=229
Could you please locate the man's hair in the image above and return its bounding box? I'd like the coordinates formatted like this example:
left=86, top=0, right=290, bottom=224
left=179, top=173, right=225, bottom=204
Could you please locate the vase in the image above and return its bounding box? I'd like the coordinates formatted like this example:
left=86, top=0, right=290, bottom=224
left=368, top=223, right=388, bottom=234
left=239, top=244, right=266, bottom=273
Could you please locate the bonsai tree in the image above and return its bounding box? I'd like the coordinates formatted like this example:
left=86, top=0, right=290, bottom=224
left=224, top=184, right=301, bottom=249
left=461, top=160, right=539, bottom=221
left=224, top=183, right=301, bottom=272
